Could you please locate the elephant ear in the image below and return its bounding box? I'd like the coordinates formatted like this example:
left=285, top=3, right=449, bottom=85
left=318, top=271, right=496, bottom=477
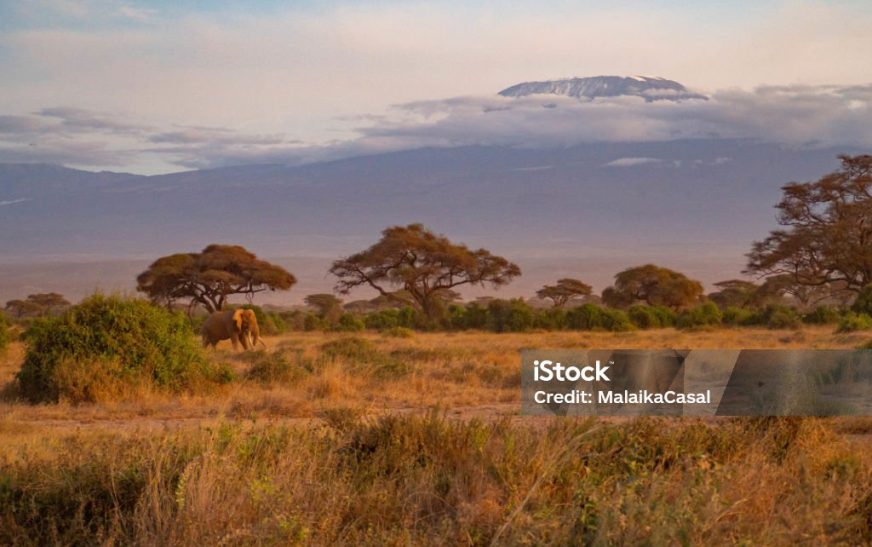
left=232, top=309, right=244, bottom=331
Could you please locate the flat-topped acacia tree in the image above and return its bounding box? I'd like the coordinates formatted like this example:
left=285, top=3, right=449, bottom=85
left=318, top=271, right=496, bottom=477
left=536, top=278, right=593, bottom=308
left=329, top=224, right=521, bottom=321
left=136, top=244, right=296, bottom=313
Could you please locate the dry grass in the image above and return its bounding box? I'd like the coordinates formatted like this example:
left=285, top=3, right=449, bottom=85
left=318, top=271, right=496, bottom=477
left=2, top=327, right=872, bottom=544
left=1, top=415, right=871, bottom=545
left=2, top=326, right=869, bottom=426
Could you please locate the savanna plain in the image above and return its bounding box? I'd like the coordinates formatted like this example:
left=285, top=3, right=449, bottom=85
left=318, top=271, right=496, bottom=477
left=2, top=327, right=872, bottom=545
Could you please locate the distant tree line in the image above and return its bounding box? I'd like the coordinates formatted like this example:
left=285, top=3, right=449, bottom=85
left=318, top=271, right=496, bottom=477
left=4, top=154, right=872, bottom=336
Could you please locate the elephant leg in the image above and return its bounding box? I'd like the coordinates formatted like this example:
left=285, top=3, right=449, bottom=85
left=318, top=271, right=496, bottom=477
left=230, top=332, right=239, bottom=351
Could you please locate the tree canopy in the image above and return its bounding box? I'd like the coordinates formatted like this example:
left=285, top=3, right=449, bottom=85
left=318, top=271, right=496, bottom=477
left=602, top=264, right=703, bottom=310
left=5, top=293, right=70, bottom=319
left=747, top=155, right=872, bottom=295
left=136, top=244, right=296, bottom=313
left=329, top=224, right=521, bottom=320
left=707, top=280, right=761, bottom=309
left=536, top=278, right=592, bottom=308
left=304, top=293, right=343, bottom=322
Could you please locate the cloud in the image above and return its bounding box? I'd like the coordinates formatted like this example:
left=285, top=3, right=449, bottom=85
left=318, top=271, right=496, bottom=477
left=36, top=107, right=150, bottom=135
left=0, top=198, right=30, bottom=207
left=604, top=157, right=662, bottom=167
left=0, top=82, right=871, bottom=172
left=348, top=84, right=872, bottom=153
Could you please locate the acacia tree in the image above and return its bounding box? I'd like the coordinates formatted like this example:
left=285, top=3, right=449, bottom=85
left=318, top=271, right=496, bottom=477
left=5, top=293, right=70, bottom=319
left=329, top=224, right=521, bottom=321
left=602, top=264, right=703, bottom=310
left=746, top=155, right=872, bottom=295
left=136, top=244, right=296, bottom=313
left=304, top=294, right=344, bottom=323
left=536, top=278, right=592, bottom=308
left=707, top=280, right=761, bottom=309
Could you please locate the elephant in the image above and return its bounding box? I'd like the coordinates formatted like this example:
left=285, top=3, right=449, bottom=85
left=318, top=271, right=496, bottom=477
left=200, top=308, right=265, bottom=351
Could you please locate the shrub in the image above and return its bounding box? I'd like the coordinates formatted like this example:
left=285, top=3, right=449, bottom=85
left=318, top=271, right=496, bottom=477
left=448, top=303, right=488, bottom=330
left=836, top=312, right=872, bottom=333
left=766, top=308, right=802, bottom=329
left=364, top=309, right=401, bottom=331
left=16, top=294, right=221, bottom=403
left=676, top=302, right=723, bottom=329
left=566, top=304, right=605, bottom=330
left=245, top=351, right=307, bottom=384
left=533, top=308, right=567, bottom=330
left=566, top=304, right=634, bottom=332
left=320, top=336, right=409, bottom=378
left=749, top=305, right=802, bottom=329
left=851, top=284, right=872, bottom=315
left=627, top=305, right=676, bottom=329
left=335, top=313, right=365, bottom=332
left=0, top=312, right=9, bottom=352
left=650, top=305, right=677, bottom=327
left=600, top=308, right=635, bottom=332
left=803, top=305, right=841, bottom=325
left=486, top=299, right=535, bottom=332
left=722, top=306, right=753, bottom=326
left=303, top=313, right=325, bottom=331
left=279, top=310, right=306, bottom=331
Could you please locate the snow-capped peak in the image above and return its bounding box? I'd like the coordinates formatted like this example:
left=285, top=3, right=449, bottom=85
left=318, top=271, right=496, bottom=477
left=498, top=75, right=707, bottom=102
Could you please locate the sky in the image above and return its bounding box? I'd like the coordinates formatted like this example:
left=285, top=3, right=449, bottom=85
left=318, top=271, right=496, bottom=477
left=1, top=0, right=871, bottom=174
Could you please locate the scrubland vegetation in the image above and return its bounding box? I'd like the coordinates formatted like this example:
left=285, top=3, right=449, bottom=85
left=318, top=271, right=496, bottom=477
left=2, top=297, right=872, bottom=544
left=2, top=411, right=871, bottom=545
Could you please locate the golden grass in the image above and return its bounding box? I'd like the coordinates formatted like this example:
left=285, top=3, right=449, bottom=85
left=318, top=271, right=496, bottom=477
left=1, top=327, right=872, bottom=544
left=1, top=326, right=869, bottom=426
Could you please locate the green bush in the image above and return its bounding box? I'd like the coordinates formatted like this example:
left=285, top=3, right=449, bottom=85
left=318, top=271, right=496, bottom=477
left=851, top=284, right=872, bottom=315
left=566, top=304, right=634, bottom=332
left=803, top=305, right=841, bottom=325
left=533, top=308, right=568, bottom=330
left=748, top=305, right=802, bottom=329
left=0, top=312, right=9, bottom=352
left=364, top=309, right=401, bottom=331
left=16, top=294, right=220, bottom=403
left=304, top=313, right=325, bottom=331
left=335, top=313, right=365, bottom=332
left=651, top=305, right=677, bottom=327
left=600, top=308, right=634, bottom=332
left=566, top=304, right=605, bottom=330
left=486, top=299, right=535, bottom=332
left=836, top=312, right=872, bottom=333
left=628, top=305, right=674, bottom=329
left=722, top=306, right=753, bottom=326
left=676, top=302, right=723, bottom=329
left=278, top=310, right=305, bottom=331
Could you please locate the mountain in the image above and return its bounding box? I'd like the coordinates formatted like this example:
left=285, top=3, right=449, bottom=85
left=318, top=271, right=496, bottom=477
left=498, top=75, right=707, bottom=101
left=0, top=140, right=854, bottom=304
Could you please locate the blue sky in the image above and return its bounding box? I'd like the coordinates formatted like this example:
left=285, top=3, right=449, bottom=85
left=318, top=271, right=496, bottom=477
left=0, top=0, right=871, bottom=173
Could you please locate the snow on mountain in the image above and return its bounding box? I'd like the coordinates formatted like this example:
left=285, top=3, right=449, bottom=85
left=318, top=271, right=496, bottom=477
left=498, top=75, right=707, bottom=102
